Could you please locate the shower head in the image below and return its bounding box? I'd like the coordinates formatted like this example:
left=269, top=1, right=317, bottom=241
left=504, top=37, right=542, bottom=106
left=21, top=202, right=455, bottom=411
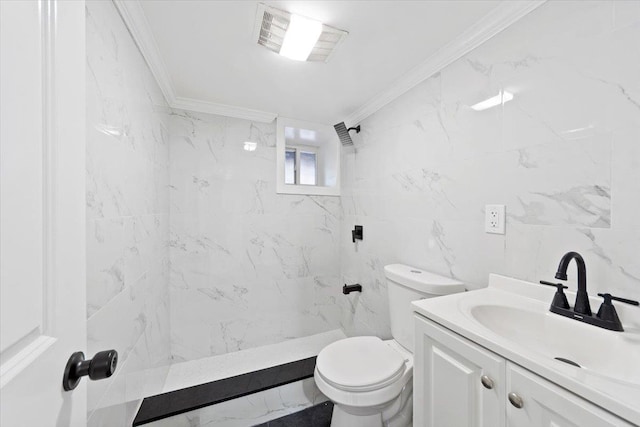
left=334, top=122, right=361, bottom=146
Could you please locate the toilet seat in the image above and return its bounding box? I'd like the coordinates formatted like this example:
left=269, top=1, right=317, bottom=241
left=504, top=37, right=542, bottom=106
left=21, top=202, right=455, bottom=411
left=316, top=337, right=407, bottom=392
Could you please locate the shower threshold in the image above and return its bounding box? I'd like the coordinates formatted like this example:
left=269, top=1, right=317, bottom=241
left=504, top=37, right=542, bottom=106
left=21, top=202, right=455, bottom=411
left=132, top=329, right=344, bottom=426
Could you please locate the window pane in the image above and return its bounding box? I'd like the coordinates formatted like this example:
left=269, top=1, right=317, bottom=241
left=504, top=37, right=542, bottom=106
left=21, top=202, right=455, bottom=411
left=299, top=151, right=316, bottom=186
left=285, top=149, right=296, bottom=184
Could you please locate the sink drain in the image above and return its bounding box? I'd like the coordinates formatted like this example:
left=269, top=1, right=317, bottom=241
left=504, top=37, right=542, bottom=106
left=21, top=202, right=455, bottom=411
left=554, top=357, right=581, bottom=368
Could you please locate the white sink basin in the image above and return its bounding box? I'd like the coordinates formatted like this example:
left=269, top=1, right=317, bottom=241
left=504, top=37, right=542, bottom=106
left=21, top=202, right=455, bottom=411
left=469, top=303, right=640, bottom=385
left=412, top=274, right=640, bottom=426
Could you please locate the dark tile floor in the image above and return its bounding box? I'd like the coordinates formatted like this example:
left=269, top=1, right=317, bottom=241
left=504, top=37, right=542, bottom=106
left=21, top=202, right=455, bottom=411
left=133, top=357, right=317, bottom=426
left=254, top=402, right=334, bottom=427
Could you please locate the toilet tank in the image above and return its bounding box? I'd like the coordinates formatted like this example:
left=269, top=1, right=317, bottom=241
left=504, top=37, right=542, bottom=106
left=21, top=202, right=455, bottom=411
left=384, top=264, right=465, bottom=353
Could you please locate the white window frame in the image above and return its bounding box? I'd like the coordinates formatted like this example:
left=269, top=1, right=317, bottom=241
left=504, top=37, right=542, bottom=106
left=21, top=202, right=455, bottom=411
left=285, top=145, right=318, bottom=186
left=276, top=117, right=340, bottom=196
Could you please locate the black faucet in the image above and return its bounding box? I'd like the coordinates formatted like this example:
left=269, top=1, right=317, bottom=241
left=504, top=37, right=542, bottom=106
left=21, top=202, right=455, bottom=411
left=540, top=251, right=639, bottom=331
left=554, top=251, right=591, bottom=316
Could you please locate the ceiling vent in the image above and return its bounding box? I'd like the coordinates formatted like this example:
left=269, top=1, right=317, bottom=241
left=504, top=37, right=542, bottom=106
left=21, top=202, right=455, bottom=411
left=254, top=4, right=348, bottom=63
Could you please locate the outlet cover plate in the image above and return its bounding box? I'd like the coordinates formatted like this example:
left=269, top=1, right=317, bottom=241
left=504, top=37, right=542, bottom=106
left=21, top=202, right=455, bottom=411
left=485, top=204, right=506, bottom=234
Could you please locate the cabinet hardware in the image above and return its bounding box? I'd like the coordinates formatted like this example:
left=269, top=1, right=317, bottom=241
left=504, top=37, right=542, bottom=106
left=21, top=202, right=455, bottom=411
left=508, top=392, right=524, bottom=408
left=480, top=375, right=494, bottom=389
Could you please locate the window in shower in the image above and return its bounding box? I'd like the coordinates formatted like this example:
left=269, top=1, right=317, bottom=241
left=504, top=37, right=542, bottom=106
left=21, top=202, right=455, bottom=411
left=299, top=151, right=317, bottom=185
left=285, top=148, right=296, bottom=184
left=276, top=117, right=340, bottom=196
left=284, top=147, right=317, bottom=186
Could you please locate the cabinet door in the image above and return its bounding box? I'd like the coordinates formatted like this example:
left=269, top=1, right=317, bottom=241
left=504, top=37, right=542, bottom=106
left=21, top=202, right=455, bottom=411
left=414, top=315, right=506, bottom=427
left=506, top=363, right=633, bottom=427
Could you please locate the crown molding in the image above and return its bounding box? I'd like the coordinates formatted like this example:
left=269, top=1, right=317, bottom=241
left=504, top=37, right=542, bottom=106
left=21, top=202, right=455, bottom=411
left=113, top=0, right=544, bottom=126
left=113, top=0, right=176, bottom=103
left=172, top=96, right=277, bottom=123
left=112, top=0, right=277, bottom=123
left=344, top=0, right=546, bottom=127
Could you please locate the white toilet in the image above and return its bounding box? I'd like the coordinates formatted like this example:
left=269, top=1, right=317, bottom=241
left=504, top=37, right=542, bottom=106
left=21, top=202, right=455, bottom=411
left=315, top=264, right=465, bottom=427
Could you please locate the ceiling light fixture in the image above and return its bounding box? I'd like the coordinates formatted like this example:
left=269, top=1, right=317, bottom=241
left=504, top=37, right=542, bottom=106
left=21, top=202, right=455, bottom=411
left=279, top=14, right=323, bottom=61
left=244, top=141, right=257, bottom=151
left=471, top=90, right=514, bottom=111
left=255, top=4, right=347, bottom=63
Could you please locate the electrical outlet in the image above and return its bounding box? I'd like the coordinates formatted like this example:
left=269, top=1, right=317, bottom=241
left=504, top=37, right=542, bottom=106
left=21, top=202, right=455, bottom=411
left=485, top=204, right=506, bottom=234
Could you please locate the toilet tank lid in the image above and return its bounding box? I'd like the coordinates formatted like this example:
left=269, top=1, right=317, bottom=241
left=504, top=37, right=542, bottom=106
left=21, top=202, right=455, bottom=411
left=384, top=264, right=465, bottom=295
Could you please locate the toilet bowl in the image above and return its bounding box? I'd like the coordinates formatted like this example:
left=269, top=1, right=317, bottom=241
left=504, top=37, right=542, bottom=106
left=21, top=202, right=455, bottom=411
left=315, top=337, right=413, bottom=427
left=315, top=264, right=465, bottom=426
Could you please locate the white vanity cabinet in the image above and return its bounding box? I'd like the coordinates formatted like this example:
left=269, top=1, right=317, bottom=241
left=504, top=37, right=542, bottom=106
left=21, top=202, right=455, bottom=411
left=506, top=363, right=631, bottom=427
left=414, top=313, right=506, bottom=427
left=414, top=314, right=633, bottom=427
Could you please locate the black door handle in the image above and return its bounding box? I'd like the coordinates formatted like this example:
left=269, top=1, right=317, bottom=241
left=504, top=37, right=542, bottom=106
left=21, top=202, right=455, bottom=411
left=63, top=349, right=118, bottom=391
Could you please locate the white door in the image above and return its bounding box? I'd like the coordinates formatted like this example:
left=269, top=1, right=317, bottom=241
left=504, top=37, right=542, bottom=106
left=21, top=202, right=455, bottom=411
left=0, top=1, right=87, bottom=426
left=506, top=363, right=632, bottom=427
left=414, top=315, right=506, bottom=427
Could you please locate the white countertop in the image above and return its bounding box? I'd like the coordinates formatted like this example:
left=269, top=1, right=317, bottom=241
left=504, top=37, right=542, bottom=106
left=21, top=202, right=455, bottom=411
left=412, top=274, right=640, bottom=426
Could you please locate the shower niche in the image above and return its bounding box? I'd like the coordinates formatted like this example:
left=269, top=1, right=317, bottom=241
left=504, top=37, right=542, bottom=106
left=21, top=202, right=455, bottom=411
left=276, top=117, right=340, bottom=196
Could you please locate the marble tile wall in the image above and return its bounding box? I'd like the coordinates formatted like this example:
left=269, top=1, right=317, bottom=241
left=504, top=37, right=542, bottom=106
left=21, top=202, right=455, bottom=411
left=84, top=1, right=639, bottom=423
left=86, top=1, right=171, bottom=425
left=168, top=111, right=342, bottom=361
left=340, top=1, right=640, bottom=338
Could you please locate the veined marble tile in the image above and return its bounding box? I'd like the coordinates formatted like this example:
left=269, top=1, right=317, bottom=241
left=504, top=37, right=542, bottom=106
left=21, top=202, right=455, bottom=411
left=168, top=111, right=342, bottom=361
left=169, top=111, right=276, bottom=181
left=339, top=0, right=640, bottom=340
left=88, top=318, right=170, bottom=426
left=86, top=0, right=171, bottom=425
left=170, top=287, right=342, bottom=359
left=611, top=125, right=640, bottom=231
left=505, top=224, right=640, bottom=305
left=613, top=1, right=640, bottom=30
left=124, top=214, right=168, bottom=286
left=87, top=218, right=126, bottom=317
left=505, top=135, right=611, bottom=228
left=86, top=1, right=639, bottom=423
left=163, top=330, right=344, bottom=393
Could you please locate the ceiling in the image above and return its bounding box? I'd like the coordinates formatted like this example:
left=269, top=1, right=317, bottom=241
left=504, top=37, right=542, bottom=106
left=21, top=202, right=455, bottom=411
left=137, top=1, right=508, bottom=124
